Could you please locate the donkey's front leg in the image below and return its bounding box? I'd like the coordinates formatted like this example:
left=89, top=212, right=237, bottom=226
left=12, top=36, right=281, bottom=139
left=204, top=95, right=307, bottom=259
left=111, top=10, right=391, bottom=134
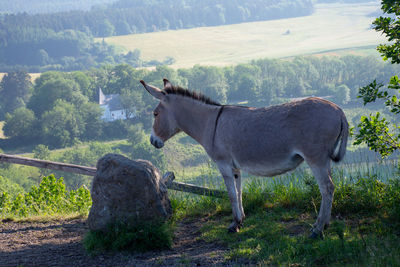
left=218, top=163, right=244, bottom=233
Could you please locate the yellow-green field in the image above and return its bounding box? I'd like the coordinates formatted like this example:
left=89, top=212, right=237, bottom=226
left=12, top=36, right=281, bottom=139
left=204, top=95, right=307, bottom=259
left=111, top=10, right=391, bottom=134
left=103, top=2, right=386, bottom=68
left=0, top=73, right=41, bottom=82
left=0, top=121, right=4, bottom=139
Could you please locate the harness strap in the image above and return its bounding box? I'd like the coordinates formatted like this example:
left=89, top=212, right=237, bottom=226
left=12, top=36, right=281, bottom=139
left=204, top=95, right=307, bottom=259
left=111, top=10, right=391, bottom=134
left=212, top=105, right=225, bottom=147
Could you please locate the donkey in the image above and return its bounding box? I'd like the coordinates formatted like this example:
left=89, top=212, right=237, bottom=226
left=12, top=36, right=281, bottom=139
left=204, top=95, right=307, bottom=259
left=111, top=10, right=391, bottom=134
left=140, top=79, right=348, bottom=238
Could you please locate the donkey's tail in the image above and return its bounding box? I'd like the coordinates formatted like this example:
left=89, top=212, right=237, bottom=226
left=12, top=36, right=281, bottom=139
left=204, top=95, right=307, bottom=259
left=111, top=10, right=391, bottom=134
left=330, top=114, right=349, bottom=162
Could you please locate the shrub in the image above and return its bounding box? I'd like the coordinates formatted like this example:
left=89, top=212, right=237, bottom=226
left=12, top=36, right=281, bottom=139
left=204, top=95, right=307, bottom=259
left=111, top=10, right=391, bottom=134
left=83, top=219, right=174, bottom=254
left=0, top=174, right=91, bottom=218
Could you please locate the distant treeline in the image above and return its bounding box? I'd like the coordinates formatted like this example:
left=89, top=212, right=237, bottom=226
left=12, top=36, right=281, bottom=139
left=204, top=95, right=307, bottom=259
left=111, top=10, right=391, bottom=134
left=317, top=0, right=377, bottom=2
left=1, top=0, right=314, bottom=37
left=1, top=55, right=399, bottom=149
left=0, top=0, right=313, bottom=71
left=0, top=0, right=115, bottom=14
left=0, top=27, right=174, bottom=72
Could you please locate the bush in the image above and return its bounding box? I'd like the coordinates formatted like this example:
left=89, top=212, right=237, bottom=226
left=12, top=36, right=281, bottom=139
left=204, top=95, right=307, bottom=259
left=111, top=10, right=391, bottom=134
left=0, top=174, right=91, bottom=218
left=83, top=219, right=174, bottom=254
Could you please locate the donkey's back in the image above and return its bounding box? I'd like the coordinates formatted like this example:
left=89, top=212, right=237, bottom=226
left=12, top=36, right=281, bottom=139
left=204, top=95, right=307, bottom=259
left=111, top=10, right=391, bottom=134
left=213, top=97, right=348, bottom=177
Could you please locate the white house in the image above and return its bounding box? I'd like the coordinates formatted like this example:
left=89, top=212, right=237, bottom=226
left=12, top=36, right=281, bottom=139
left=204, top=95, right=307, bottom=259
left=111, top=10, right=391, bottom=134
left=99, top=88, right=136, bottom=122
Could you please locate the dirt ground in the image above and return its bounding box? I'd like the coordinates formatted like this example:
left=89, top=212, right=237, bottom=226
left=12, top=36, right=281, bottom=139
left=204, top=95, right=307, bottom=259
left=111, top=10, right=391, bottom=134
left=0, top=218, right=242, bottom=267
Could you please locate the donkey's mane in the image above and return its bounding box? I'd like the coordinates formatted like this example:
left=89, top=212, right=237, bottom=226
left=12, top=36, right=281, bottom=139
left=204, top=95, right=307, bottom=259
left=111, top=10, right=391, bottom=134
left=164, top=85, right=221, bottom=106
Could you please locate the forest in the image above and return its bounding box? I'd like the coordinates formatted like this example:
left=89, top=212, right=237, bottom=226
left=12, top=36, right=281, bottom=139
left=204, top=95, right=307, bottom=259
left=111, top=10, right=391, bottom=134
left=0, top=0, right=313, bottom=71
left=1, top=54, right=399, bottom=151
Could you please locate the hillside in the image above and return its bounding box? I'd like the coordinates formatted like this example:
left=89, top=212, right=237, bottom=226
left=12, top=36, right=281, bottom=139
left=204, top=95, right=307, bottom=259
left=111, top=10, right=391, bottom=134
left=103, top=2, right=385, bottom=68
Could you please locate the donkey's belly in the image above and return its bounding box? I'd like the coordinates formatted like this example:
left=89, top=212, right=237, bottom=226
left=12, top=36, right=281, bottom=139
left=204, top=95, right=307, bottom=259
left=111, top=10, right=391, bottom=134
left=240, top=154, right=304, bottom=177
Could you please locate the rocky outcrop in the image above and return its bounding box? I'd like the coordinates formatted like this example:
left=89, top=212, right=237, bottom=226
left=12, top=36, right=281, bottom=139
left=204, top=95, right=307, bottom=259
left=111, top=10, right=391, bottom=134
left=87, top=154, right=172, bottom=231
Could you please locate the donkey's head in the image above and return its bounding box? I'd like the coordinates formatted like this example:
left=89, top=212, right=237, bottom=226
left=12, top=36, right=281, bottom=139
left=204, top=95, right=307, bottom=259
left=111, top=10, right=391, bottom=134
left=140, top=79, right=181, bottom=149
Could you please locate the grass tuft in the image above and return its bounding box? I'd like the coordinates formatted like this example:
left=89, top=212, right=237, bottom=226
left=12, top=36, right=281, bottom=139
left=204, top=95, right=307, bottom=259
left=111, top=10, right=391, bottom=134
left=83, top=219, right=174, bottom=254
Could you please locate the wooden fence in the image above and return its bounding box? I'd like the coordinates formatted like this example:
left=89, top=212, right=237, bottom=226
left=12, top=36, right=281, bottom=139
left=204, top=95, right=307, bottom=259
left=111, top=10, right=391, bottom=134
left=0, top=153, right=226, bottom=198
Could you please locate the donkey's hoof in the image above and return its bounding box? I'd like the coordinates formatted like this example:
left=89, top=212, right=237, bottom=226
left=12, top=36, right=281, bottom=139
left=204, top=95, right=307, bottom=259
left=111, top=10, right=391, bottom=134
left=228, top=227, right=239, bottom=233
left=227, top=222, right=240, bottom=233
left=309, top=230, right=324, bottom=240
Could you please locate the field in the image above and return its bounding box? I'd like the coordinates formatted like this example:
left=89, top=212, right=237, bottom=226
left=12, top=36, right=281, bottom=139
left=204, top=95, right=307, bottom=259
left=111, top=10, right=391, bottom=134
left=103, top=2, right=385, bottom=68
left=0, top=73, right=41, bottom=82
left=0, top=121, right=4, bottom=139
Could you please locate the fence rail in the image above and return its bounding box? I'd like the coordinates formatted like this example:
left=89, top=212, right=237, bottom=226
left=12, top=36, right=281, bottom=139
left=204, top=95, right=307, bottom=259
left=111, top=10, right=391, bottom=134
left=0, top=153, right=226, bottom=198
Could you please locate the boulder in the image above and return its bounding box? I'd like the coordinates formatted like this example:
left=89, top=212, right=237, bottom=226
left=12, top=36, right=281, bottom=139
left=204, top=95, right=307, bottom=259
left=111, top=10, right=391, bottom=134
left=87, top=153, right=172, bottom=231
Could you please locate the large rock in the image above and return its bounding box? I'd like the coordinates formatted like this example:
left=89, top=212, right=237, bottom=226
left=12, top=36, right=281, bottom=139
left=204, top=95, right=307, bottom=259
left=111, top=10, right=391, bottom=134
left=87, top=153, right=172, bottom=231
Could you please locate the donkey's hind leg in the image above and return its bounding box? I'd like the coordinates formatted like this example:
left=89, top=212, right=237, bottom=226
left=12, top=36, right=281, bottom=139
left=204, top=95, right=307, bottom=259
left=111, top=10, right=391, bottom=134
left=217, top=163, right=244, bottom=233
left=234, top=169, right=245, bottom=222
left=308, top=160, right=335, bottom=237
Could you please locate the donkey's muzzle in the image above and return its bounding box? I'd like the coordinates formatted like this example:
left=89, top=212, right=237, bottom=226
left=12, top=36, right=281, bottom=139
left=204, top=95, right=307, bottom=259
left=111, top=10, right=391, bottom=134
left=150, top=135, right=164, bottom=149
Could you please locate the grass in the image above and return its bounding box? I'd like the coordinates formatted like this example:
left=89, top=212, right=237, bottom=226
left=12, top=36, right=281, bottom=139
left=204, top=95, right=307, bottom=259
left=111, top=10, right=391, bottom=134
left=179, top=174, right=400, bottom=265
left=83, top=219, right=174, bottom=254
left=102, top=2, right=385, bottom=68
left=5, top=213, right=87, bottom=223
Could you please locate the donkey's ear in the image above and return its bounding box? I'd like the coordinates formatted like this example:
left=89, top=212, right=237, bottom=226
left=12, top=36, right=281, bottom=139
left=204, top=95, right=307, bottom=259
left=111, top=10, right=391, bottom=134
left=163, top=78, right=173, bottom=89
left=140, top=80, right=165, bottom=100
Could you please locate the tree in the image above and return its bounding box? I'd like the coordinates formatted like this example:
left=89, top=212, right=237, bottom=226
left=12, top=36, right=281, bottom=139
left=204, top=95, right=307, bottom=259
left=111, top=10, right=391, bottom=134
left=260, top=79, right=276, bottom=105
left=0, top=71, right=33, bottom=119
left=98, top=19, right=115, bottom=37
left=354, top=0, right=400, bottom=157
left=33, top=144, right=51, bottom=177
left=127, top=123, right=146, bottom=145
left=41, top=100, right=84, bottom=147
left=183, top=65, right=227, bottom=104
left=70, top=71, right=93, bottom=100
left=33, top=144, right=50, bottom=160
left=333, top=84, right=351, bottom=105
left=80, top=102, right=103, bottom=141
left=3, top=107, right=36, bottom=140
left=28, top=73, right=87, bottom=117
left=120, top=88, right=141, bottom=120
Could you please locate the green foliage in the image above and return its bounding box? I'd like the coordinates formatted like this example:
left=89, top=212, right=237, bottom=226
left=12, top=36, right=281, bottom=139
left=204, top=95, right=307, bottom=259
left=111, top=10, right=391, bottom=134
left=0, top=176, right=24, bottom=197
left=354, top=112, right=400, bottom=157
left=127, top=124, right=166, bottom=171
left=0, top=70, right=33, bottom=119
left=3, top=107, right=36, bottom=140
left=83, top=219, right=174, bottom=254
left=181, top=65, right=228, bottom=104
left=0, top=174, right=91, bottom=218
left=334, top=84, right=351, bottom=105
left=354, top=0, right=400, bottom=157
left=29, top=74, right=88, bottom=117
left=374, top=0, right=400, bottom=64
left=0, top=28, right=147, bottom=72
left=130, top=142, right=166, bottom=171
left=33, top=144, right=51, bottom=160
left=41, top=100, right=84, bottom=147
left=54, top=142, right=120, bottom=189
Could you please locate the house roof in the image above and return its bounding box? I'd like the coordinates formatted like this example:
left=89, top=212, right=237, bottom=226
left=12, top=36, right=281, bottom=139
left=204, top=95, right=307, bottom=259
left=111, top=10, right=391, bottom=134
left=99, top=89, right=124, bottom=111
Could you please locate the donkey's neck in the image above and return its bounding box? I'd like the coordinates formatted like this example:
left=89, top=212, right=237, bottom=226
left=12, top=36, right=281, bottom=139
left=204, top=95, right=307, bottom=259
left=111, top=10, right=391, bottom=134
left=173, top=98, right=220, bottom=149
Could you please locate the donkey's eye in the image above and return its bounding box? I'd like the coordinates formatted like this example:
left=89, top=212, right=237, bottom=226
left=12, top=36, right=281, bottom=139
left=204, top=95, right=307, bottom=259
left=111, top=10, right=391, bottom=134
left=153, top=111, right=159, bottom=117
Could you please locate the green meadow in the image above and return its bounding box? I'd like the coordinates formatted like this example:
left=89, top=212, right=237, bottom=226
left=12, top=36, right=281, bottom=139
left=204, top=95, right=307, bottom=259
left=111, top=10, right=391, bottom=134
left=102, top=2, right=385, bottom=68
